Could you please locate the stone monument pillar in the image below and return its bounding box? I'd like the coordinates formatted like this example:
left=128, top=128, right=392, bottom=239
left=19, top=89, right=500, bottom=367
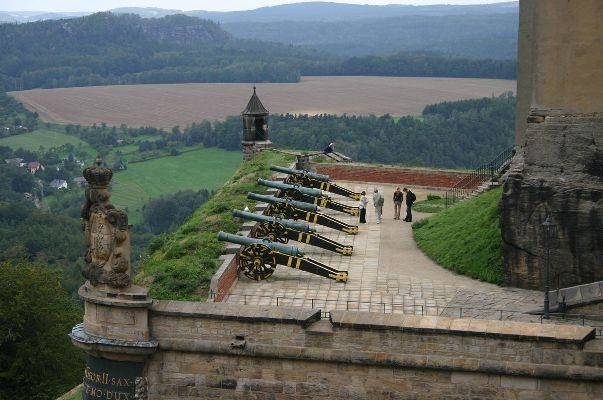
left=69, top=157, right=157, bottom=400
left=241, top=86, right=274, bottom=161
left=502, top=0, right=603, bottom=290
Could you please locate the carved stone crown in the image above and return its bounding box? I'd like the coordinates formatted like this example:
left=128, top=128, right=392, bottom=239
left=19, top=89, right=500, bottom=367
left=83, top=156, right=113, bottom=188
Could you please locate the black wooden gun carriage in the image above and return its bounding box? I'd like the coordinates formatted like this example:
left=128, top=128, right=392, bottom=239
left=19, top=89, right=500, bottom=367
left=270, top=165, right=362, bottom=201
left=217, top=231, right=348, bottom=282
left=247, top=192, right=359, bottom=235
left=233, top=209, right=353, bottom=256
left=257, top=178, right=359, bottom=216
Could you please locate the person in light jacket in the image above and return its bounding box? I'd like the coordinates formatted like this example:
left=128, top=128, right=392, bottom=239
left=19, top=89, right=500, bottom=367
left=372, top=188, right=384, bottom=224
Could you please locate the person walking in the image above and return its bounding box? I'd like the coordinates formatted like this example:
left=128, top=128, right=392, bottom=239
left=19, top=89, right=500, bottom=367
left=372, top=188, right=384, bottom=224
left=403, top=187, right=416, bottom=222
left=358, top=191, right=368, bottom=223
left=393, top=187, right=403, bottom=220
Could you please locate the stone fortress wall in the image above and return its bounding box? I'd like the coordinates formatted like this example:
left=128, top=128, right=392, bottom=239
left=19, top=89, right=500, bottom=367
left=515, top=0, right=603, bottom=144
left=502, top=0, right=603, bottom=290
left=145, top=302, right=602, bottom=399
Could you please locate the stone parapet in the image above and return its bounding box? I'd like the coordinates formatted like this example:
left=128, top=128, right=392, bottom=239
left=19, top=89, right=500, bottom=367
left=145, top=303, right=602, bottom=399
left=242, top=140, right=274, bottom=161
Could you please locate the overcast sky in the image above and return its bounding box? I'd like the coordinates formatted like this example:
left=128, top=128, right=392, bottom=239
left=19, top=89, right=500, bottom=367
left=2, top=1, right=510, bottom=12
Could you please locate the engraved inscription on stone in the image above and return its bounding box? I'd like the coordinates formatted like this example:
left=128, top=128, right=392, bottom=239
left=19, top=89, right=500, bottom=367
left=83, top=355, right=143, bottom=400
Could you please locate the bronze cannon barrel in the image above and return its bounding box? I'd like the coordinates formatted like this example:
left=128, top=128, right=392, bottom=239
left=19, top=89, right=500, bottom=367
left=247, top=192, right=318, bottom=213
left=217, top=231, right=304, bottom=257
left=258, top=178, right=324, bottom=198
left=270, top=165, right=330, bottom=182
left=233, top=210, right=315, bottom=233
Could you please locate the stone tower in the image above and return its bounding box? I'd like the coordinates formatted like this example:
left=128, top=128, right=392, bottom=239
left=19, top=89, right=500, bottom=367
left=501, top=0, right=602, bottom=290
left=241, top=86, right=273, bottom=161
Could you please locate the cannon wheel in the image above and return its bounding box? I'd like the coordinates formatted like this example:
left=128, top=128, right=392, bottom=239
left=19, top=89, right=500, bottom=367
left=265, top=202, right=296, bottom=220
left=237, top=243, right=277, bottom=281
left=285, top=173, right=312, bottom=187
left=283, top=188, right=303, bottom=201
left=252, top=221, right=289, bottom=244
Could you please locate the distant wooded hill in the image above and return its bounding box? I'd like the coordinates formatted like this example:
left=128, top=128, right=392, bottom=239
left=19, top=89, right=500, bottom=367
left=1, top=2, right=519, bottom=23
left=221, top=12, right=518, bottom=59
left=1, top=2, right=518, bottom=60
left=0, top=11, right=516, bottom=91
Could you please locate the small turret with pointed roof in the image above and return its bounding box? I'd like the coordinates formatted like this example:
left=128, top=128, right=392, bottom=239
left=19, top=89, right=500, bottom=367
left=242, top=86, right=269, bottom=116
left=241, top=86, right=273, bottom=161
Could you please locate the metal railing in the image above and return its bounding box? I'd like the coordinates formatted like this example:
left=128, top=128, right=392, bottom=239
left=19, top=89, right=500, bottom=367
left=208, top=292, right=602, bottom=336
left=445, top=145, right=517, bottom=208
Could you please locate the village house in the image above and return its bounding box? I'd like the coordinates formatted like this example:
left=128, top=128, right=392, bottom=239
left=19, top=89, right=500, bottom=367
left=72, top=176, right=88, bottom=187
left=49, top=179, right=68, bottom=190
left=27, top=161, right=44, bottom=174
left=5, top=157, right=25, bottom=167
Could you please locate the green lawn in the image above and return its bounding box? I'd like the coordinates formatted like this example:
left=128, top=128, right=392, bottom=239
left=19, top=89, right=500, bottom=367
left=413, top=194, right=446, bottom=213
left=412, top=187, right=504, bottom=284
left=0, top=128, right=89, bottom=151
left=111, top=147, right=243, bottom=225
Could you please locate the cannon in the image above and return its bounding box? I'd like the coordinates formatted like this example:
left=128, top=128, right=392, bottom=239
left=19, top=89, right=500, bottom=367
left=270, top=165, right=361, bottom=201
left=270, top=165, right=330, bottom=182
left=218, top=231, right=348, bottom=282
left=258, top=178, right=360, bottom=216
left=248, top=192, right=359, bottom=235
left=233, top=210, right=353, bottom=256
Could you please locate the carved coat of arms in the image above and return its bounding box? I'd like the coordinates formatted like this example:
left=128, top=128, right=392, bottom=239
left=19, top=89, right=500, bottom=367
left=81, top=158, right=131, bottom=289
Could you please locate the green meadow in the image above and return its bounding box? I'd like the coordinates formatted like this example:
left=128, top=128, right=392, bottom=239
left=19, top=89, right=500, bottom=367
left=0, top=127, right=91, bottom=152
left=110, top=147, right=242, bottom=225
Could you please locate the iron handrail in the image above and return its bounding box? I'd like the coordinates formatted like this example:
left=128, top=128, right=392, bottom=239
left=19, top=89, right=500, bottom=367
left=445, top=144, right=517, bottom=208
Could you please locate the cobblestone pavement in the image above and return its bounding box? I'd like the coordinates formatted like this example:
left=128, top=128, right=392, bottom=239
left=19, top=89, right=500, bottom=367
left=224, top=181, right=596, bottom=328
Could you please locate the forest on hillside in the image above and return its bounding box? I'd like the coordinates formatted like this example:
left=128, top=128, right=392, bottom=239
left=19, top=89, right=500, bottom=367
left=0, top=12, right=516, bottom=91
left=224, top=12, right=518, bottom=59
left=173, top=93, right=516, bottom=169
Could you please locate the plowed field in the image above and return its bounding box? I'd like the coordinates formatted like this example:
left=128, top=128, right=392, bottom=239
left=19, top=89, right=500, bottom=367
left=10, top=76, right=515, bottom=128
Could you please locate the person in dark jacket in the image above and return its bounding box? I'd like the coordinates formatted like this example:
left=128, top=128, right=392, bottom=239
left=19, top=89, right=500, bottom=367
left=393, top=187, right=403, bottom=220
left=402, top=188, right=416, bottom=222
left=323, top=142, right=335, bottom=154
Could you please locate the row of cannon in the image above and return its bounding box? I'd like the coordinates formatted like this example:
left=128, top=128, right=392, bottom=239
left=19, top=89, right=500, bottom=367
left=217, top=165, right=362, bottom=283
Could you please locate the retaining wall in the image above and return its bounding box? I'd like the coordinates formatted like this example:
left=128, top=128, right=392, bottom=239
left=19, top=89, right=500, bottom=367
left=145, top=302, right=603, bottom=399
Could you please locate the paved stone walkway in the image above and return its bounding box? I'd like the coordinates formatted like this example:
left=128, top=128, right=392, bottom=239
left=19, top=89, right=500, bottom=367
left=224, top=181, right=596, bottom=328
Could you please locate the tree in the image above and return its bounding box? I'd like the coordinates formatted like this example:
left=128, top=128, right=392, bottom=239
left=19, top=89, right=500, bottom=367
left=0, top=262, right=83, bottom=400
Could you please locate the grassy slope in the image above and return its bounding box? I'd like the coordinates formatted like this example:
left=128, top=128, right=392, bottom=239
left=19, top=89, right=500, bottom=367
left=111, top=147, right=242, bottom=225
left=412, top=187, right=504, bottom=284
left=0, top=127, right=91, bottom=151
left=136, top=150, right=294, bottom=300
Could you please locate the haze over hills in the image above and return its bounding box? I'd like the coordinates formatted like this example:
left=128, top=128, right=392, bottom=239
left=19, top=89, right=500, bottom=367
left=0, top=2, right=518, bottom=23
left=1, top=2, right=518, bottom=59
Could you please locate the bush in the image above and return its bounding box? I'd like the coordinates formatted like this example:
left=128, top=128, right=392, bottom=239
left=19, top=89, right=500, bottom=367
left=426, top=194, right=441, bottom=201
